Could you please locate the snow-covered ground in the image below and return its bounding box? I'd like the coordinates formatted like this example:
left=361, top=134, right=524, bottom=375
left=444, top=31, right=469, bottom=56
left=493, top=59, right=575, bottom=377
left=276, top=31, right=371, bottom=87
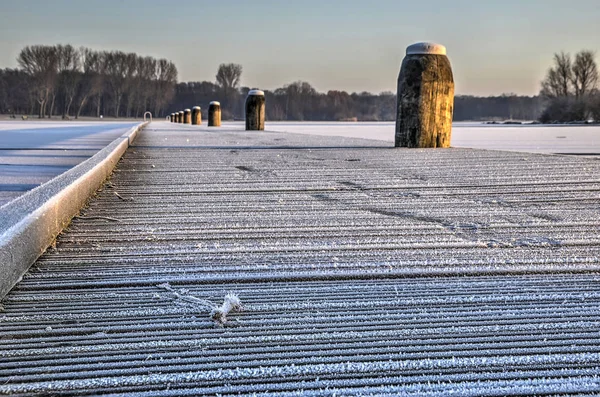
left=0, top=121, right=139, bottom=149
left=0, top=121, right=139, bottom=206
left=259, top=121, right=600, bottom=154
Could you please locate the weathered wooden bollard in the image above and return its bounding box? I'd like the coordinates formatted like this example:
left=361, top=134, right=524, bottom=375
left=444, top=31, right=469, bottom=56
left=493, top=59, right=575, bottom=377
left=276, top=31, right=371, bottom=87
left=178, top=111, right=184, bottom=123
left=208, top=101, right=221, bottom=127
left=245, top=90, right=265, bottom=131
left=184, top=109, right=191, bottom=124
left=171, top=113, right=176, bottom=123
left=191, top=106, right=201, bottom=125
left=395, top=42, right=454, bottom=148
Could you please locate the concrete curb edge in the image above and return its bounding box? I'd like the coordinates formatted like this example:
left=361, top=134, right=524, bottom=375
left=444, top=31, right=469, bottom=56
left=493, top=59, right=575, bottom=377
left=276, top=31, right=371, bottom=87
left=0, top=122, right=148, bottom=299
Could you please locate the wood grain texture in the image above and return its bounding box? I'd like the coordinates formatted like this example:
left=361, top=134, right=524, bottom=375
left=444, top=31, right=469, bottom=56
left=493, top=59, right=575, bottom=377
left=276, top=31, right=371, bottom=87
left=395, top=54, right=454, bottom=148
left=3, top=124, right=600, bottom=395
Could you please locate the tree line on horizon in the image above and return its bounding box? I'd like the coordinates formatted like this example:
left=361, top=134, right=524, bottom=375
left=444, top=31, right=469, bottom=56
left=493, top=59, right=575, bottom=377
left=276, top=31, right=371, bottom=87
left=1, top=43, right=580, bottom=122
left=170, top=66, right=543, bottom=122
left=0, top=44, right=177, bottom=119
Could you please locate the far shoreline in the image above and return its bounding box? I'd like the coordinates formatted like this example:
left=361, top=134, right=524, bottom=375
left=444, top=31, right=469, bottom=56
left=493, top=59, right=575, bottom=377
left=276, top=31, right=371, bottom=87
left=1, top=114, right=599, bottom=127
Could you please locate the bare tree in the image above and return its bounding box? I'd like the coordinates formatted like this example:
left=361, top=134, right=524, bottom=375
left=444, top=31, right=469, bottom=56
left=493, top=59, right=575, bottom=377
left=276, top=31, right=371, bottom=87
left=215, top=64, right=242, bottom=117
left=91, top=51, right=108, bottom=117
left=76, top=48, right=102, bottom=118
left=0, top=69, right=32, bottom=115
left=539, top=50, right=600, bottom=122
left=282, top=81, right=317, bottom=120
left=56, top=44, right=81, bottom=118
left=153, top=59, right=178, bottom=116
left=17, top=45, right=58, bottom=118
left=123, top=53, right=139, bottom=118
left=105, top=51, right=129, bottom=117
left=135, top=56, right=156, bottom=117
left=572, top=50, right=598, bottom=98
left=540, top=52, right=572, bottom=99
left=216, top=63, right=242, bottom=91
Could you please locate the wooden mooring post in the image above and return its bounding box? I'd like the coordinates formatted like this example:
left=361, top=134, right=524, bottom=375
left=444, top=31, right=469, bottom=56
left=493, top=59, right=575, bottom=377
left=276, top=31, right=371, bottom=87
left=192, top=106, right=201, bottom=125
left=245, top=90, right=265, bottom=131
left=395, top=42, right=454, bottom=148
left=208, top=101, right=221, bottom=127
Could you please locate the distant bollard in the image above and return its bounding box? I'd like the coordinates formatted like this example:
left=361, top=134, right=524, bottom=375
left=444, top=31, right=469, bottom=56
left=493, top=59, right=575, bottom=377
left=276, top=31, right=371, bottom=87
left=208, top=101, right=221, bottom=127
left=192, top=106, right=201, bottom=125
left=178, top=111, right=184, bottom=123
left=245, top=90, right=265, bottom=131
left=184, top=109, right=191, bottom=124
left=395, top=42, right=454, bottom=148
left=171, top=113, right=175, bottom=123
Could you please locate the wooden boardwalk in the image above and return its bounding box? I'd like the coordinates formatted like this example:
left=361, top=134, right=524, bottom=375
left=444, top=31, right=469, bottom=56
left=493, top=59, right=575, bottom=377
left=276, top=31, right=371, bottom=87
left=2, top=122, right=600, bottom=396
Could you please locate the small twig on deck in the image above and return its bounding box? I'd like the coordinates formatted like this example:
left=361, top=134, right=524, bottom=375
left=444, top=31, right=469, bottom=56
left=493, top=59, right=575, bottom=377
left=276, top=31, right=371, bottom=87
left=114, top=192, right=134, bottom=202
left=157, top=283, right=214, bottom=310
left=76, top=216, right=122, bottom=223
left=157, top=283, right=243, bottom=326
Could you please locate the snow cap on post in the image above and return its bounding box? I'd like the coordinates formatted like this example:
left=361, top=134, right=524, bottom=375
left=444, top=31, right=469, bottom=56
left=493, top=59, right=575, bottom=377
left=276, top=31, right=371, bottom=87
left=406, top=42, right=447, bottom=55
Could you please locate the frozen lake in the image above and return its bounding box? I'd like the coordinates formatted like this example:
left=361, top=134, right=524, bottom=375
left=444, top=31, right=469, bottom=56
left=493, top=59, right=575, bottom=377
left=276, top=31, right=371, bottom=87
left=2, top=120, right=598, bottom=206
left=0, top=121, right=139, bottom=206
left=261, top=121, right=600, bottom=155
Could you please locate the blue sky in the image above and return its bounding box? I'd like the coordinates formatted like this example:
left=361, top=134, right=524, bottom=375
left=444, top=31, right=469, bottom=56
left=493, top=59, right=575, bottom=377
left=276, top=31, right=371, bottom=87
left=1, top=0, right=599, bottom=95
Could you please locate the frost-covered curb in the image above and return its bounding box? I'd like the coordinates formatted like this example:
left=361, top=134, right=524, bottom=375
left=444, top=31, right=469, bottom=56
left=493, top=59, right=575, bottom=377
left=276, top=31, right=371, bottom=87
left=0, top=122, right=148, bottom=299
